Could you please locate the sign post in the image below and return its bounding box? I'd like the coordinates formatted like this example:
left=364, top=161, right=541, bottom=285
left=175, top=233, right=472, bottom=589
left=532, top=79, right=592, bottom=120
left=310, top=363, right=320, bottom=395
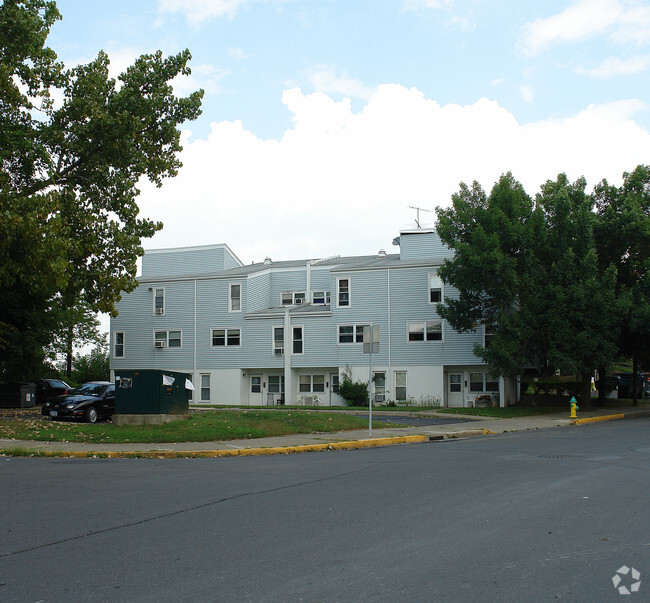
left=363, top=325, right=379, bottom=438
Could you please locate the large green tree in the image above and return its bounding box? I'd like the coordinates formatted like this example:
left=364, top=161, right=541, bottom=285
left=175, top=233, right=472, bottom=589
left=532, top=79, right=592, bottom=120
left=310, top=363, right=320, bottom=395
left=0, top=0, right=203, bottom=379
left=436, top=172, right=621, bottom=406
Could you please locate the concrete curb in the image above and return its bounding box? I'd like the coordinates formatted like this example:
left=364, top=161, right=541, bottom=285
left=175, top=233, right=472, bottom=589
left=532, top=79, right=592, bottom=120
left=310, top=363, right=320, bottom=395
left=0, top=435, right=430, bottom=459
left=572, top=413, right=626, bottom=425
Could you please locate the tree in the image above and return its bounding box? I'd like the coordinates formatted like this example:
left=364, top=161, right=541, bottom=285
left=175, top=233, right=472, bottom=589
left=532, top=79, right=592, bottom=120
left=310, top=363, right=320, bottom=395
left=436, top=172, right=621, bottom=407
left=71, top=340, right=110, bottom=384
left=593, top=165, right=650, bottom=405
left=0, top=0, right=203, bottom=379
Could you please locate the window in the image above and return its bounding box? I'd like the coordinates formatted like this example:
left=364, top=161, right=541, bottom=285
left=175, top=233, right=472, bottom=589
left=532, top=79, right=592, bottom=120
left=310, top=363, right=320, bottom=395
left=485, top=374, right=499, bottom=392
left=331, top=374, right=340, bottom=394
left=408, top=321, right=442, bottom=341
left=470, top=372, right=484, bottom=392
left=281, top=292, right=305, bottom=305
left=484, top=322, right=496, bottom=348
left=153, top=288, right=165, bottom=315
left=395, top=372, right=407, bottom=401
left=154, top=330, right=181, bottom=348
left=299, top=374, right=325, bottom=393
left=251, top=376, right=262, bottom=394
left=212, top=328, right=241, bottom=347
left=229, top=283, right=241, bottom=312
left=429, top=272, right=442, bottom=304
left=449, top=374, right=462, bottom=392
left=114, top=332, right=124, bottom=358
left=337, top=278, right=350, bottom=307
left=312, top=290, right=330, bottom=305
left=273, top=327, right=284, bottom=355
left=200, top=374, right=210, bottom=401
left=292, top=326, right=303, bottom=354
left=338, top=323, right=369, bottom=344
left=268, top=375, right=285, bottom=394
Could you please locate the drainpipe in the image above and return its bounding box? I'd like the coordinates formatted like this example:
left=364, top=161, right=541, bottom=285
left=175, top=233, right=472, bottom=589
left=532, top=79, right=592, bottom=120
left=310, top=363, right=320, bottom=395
left=284, top=308, right=292, bottom=404
left=193, top=278, right=197, bottom=387
left=306, top=261, right=312, bottom=302
left=387, top=267, right=391, bottom=394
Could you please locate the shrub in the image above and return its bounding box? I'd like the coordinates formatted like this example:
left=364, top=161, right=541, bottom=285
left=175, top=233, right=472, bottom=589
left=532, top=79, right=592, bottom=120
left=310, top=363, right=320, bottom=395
left=338, top=367, right=369, bottom=406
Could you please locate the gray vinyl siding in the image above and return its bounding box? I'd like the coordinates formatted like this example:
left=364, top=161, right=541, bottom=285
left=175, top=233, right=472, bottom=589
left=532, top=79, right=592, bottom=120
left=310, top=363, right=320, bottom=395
left=247, top=272, right=271, bottom=313
left=270, top=267, right=307, bottom=305
left=309, top=266, right=331, bottom=292
left=399, top=231, right=452, bottom=260
left=142, top=246, right=241, bottom=277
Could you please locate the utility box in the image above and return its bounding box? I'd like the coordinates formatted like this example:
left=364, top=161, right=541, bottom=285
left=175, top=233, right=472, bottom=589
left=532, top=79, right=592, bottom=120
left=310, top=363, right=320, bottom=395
left=113, top=369, right=191, bottom=425
left=0, top=382, right=37, bottom=408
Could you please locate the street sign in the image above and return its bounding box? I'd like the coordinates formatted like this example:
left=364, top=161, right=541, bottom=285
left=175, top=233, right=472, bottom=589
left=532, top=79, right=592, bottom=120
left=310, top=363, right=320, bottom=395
left=362, top=325, right=379, bottom=354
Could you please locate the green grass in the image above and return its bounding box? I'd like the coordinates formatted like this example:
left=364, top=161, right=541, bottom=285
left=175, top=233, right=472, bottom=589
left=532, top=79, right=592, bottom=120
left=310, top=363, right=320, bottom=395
left=0, top=410, right=398, bottom=444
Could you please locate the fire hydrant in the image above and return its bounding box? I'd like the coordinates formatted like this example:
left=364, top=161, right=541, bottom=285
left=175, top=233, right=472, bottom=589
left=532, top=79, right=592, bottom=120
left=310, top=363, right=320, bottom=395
left=569, top=396, right=579, bottom=419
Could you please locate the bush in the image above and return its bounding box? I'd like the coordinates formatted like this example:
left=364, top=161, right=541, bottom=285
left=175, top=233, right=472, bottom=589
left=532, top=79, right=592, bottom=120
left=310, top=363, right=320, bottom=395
left=338, top=375, right=369, bottom=406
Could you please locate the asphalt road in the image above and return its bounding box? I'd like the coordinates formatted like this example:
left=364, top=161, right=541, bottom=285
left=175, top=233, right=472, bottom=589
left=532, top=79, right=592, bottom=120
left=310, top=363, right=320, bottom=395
left=354, top=413, right=476, bottom=426
left=2, top=418, right=649, bottom=602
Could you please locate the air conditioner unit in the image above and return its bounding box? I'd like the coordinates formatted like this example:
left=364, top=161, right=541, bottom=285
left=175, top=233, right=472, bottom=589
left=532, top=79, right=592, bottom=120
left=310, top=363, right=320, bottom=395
left=154, top=340, right=166, bottom=348
left=374, top=393, right=386, bottom=402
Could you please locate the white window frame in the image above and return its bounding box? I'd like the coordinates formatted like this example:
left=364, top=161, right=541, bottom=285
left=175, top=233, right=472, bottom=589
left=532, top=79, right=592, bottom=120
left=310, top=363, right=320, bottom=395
left=336, top=277, right=350, bottom=308
left=273, top=326, right=284, bottom=355
left=292, top=325, right=304, bottom=355
left=154, top=330, right=182, bottom=348
left=268, top=375, right=285, bottom=394
left=299, top=374, right=325, bottom=393
left=281, top=291, right=306, bottom=306
left=428, top=272, right=443, bottom=305
left=337, top=323, right=370, bottom=344
left=484, top=322, right=496, bottom=347
left=153, top=287, right=165, bottom=315
left=200, top=373, right=211, bottom=401
left=395, top=371, right=407, bottom=401
left=211, top=328, right=241, bottom=347
left=229, top=283, right=242, bottom=313
left=312, top=290, right=330, bottom=305
left=407, top=321, right=443, bottom=342
left=113, top=331, right=125, bottom=358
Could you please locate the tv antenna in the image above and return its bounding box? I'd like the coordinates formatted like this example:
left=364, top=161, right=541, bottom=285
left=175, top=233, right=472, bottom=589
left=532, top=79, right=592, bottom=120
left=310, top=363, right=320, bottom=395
left=409, top=206, right=431, bottom=229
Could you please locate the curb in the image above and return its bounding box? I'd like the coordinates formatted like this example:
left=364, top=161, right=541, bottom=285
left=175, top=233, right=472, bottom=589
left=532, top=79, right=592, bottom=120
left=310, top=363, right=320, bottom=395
left=0, top=435, right=430, bottom=459
left=572, top=413, right=626, bottom=425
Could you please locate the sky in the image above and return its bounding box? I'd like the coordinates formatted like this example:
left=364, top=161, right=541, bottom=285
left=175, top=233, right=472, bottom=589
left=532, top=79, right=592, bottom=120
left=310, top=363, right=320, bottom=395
left=50, top=0, right=650, bottom=267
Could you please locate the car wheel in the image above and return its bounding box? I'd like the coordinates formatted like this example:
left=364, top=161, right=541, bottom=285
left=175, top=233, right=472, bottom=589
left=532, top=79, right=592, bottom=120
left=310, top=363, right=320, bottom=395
left=85, top=406, right=98, bottom=423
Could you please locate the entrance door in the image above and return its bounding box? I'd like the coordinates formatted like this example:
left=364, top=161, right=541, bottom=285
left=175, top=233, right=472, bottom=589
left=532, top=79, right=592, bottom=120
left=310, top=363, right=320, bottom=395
left=448, top=373, right=465, bottom=407
left=329, top=373, right=340, bottom=405
left=250, top=375, right=263, bottom=405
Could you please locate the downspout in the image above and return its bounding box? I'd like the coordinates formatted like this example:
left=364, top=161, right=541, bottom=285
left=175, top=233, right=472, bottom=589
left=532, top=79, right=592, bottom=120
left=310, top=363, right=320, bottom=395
left=284, top=307, right=292, bottom=404
left=193, top=278, right=197, bottom=386
left=306, top=261, right=312, bottom=302
left=387, top=267, right=391, bottom=395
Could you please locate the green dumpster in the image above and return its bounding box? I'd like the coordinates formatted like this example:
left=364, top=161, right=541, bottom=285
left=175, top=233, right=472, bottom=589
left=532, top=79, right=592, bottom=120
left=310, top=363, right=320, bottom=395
left=114, top=369, right=190, bottom=418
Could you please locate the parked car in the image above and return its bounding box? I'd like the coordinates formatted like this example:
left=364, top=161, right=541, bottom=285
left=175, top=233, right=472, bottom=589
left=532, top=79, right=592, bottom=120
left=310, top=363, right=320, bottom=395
left=44, top=381, right=115, bottom=423
left=34, top=379, right=73, bottom=407
left=613, top=373, right=647, bottom=399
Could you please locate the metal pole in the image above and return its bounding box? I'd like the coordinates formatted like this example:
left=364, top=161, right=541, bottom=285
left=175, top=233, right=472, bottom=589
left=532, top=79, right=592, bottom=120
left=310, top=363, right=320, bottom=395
left=368, top=323, right=373, bottom=438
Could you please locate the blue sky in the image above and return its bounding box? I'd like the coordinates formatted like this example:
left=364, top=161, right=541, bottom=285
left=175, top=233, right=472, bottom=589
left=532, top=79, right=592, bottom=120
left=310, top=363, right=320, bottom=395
left=50, top=0, right=650, bottom=264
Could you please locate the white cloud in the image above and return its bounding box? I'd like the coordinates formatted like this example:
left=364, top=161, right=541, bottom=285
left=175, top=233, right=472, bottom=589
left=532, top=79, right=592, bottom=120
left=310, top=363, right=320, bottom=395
left=519, top=0, right=624, bottom=55
left=172, top=63, right=229, bottom=97
left=136, top=85, right=650, bottom=266
left=304, top=65, right=375, bottom=100
left=577, top=54, right=650, bottom=77
left=157, top=0, right=251, bottom=26
left=228, top=47, right=250, bottom=60
left=446, top=15, right=474, bottom=32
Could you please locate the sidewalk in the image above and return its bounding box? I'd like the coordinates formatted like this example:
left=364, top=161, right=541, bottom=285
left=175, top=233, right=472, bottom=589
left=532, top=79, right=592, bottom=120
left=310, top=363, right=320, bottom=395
left=1, top=407, right=649, bottom=458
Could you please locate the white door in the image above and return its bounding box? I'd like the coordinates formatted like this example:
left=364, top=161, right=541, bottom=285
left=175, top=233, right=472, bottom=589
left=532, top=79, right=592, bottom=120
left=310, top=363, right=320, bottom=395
left=329, top=373, right=340, bottom=405
left=447, top=373, right=465, bottom=407
left=250, top=375, right=263, bottom=405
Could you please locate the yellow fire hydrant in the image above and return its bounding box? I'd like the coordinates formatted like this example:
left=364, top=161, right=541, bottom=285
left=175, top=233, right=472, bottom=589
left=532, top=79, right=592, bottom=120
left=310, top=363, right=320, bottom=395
left=570, top=396, right=579, bottom=419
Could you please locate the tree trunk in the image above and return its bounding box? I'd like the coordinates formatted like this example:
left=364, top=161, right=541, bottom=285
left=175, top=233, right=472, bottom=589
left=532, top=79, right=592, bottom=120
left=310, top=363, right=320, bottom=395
left=65, top=326, right=73, bottom=380
left=579, top=372, right=592, bottom=410
left=596, top=365, right=607, bottom=407
left=632, top=354, right=639, bottom=407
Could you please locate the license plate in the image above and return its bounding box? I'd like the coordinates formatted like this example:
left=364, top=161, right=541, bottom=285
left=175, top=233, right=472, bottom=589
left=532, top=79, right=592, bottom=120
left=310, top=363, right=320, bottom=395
left=50, top=410, right=58, bottom=417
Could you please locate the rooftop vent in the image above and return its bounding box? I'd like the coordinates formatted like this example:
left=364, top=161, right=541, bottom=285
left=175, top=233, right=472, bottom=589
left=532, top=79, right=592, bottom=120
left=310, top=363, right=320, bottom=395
left=264, top=257, right=272, bottom=265
left=377, top=249, right=387, bottom=258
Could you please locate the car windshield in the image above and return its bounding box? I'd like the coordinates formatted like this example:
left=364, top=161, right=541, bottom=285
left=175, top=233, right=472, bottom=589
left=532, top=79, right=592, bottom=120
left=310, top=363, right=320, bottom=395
left=73, top=383, right=106, bottom=396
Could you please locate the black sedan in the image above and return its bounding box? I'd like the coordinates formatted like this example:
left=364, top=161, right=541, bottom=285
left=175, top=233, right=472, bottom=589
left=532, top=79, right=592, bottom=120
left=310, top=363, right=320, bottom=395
left=44, top=381, right=115, bottom=423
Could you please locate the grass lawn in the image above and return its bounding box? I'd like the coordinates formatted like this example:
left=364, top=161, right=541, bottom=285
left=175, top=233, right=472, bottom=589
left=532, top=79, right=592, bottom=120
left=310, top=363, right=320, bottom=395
left=0, top=410, right=399, bottom=444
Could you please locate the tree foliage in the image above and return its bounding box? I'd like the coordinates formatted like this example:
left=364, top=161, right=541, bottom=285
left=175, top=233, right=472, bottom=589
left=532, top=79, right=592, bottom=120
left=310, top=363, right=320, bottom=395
left=435, top=168, right=649, bottom=406
left=0, top=0, right=203, bottom=379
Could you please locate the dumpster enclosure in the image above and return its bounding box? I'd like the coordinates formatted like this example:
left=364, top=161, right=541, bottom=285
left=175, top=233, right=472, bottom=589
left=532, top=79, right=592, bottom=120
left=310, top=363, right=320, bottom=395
left=113, top=369, right=192, bottom=425
left=0, top=382, right=37, bottom=408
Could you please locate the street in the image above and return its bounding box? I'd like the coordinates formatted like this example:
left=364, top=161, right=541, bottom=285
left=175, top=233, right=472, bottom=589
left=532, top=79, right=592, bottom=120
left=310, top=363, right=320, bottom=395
left=1, top=418, right=649, bottom=602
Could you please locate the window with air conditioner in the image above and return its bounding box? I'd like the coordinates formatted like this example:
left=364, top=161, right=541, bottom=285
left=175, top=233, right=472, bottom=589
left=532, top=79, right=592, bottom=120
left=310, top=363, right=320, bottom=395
left=153, top=288, right=165, bottom=315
